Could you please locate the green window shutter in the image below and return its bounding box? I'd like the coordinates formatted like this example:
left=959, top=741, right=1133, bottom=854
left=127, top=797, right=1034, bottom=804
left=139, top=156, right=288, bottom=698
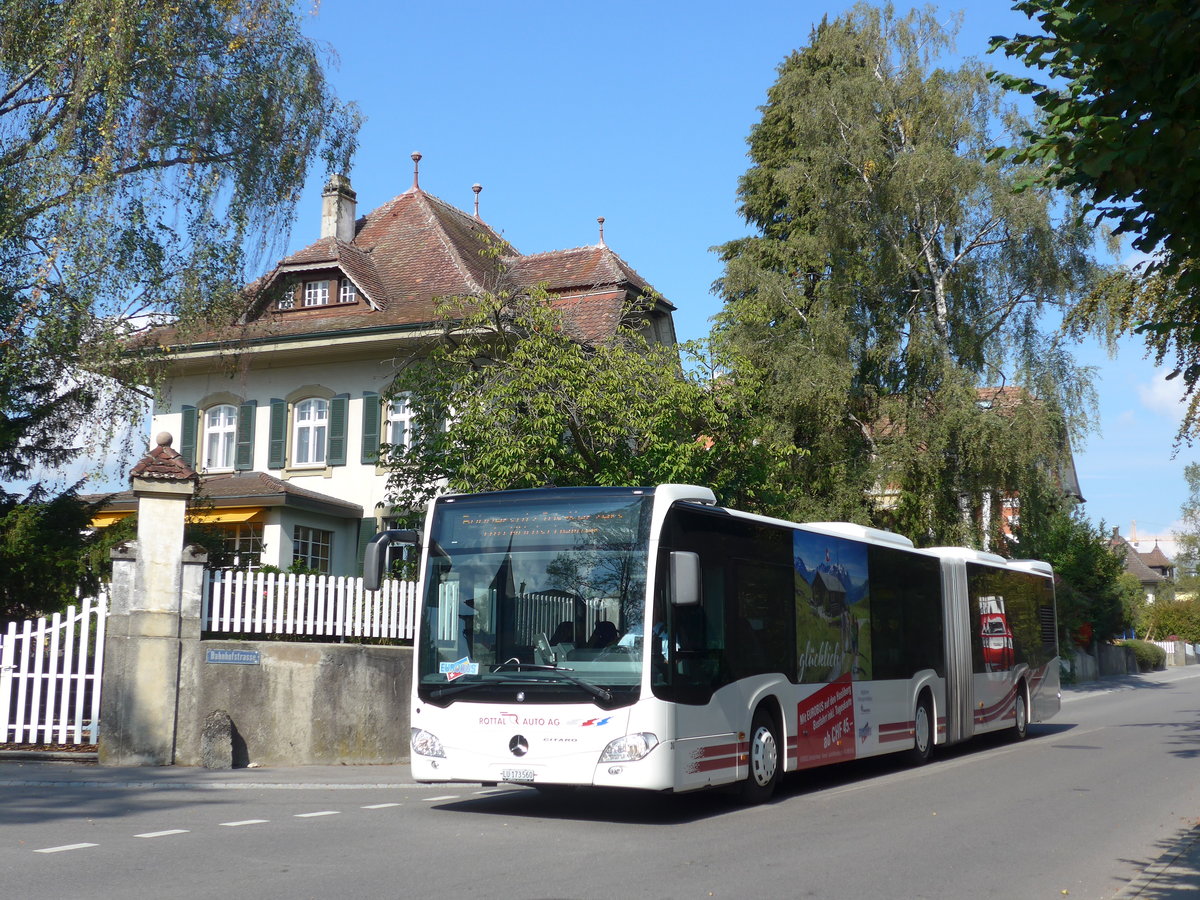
left=179, top=405, right=197, bottom=467
left=268, top=399, right=287, bottom=469
left=235, top=400, right=257, bottom=471
left=361, top=391, right=381, bottom=464
left=328, top=393, right=349, bottom=466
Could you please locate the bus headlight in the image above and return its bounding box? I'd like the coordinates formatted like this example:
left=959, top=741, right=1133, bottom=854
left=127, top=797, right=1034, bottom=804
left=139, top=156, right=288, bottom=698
left=411, top=727, right=446, bottom=758
left=599, top=732, right=659, bottom=762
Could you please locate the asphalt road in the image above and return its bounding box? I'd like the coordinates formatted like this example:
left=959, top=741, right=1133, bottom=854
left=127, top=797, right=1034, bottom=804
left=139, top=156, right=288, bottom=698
left=2, top=668, right=1198, bottom=900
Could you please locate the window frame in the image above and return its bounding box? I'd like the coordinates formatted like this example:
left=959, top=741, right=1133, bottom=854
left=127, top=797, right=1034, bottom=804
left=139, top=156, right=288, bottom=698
left=202, top=403, right=238, bottom=471
left=387, top=393, right=413, bottom=449
left=292, top=397, right=329, bottom=467
left=293, top=525, right=333, bottom=574
left=339, top=277, right=357, bottom=304
left=303, top=279, right=331, bottom=307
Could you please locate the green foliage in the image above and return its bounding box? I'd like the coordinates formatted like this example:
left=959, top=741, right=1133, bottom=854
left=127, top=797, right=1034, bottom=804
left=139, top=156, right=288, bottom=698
left=1015, top=494, right=1138, bottom=642
left=0, top=0, right=359, bottom=471
left=0, top=484, right=110, bottom=622
left=1174, top=462, right=1200, bottom=575
left=1139, top=597, right=1200, bottom=643
left=0, top=0, right=356, bottom=618
left=381, top=272, right=801, bottom=515
left=992, top=1, right=1200, bottom=439
left=713, top=3, right=1100, bottom=541
left=1119, top=639, right=1167, bottom=673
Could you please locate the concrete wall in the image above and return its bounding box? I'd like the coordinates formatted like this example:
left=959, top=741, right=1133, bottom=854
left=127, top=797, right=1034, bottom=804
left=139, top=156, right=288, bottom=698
left=99, top=458, right=412, bottom=768
left=175, top=641, right=411, bottom=767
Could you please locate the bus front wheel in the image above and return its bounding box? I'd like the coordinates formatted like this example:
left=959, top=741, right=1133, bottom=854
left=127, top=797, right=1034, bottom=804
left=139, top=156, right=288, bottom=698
left=738, top=707, right=780, bottom=804
left=906, top=692, right=933, bottom=765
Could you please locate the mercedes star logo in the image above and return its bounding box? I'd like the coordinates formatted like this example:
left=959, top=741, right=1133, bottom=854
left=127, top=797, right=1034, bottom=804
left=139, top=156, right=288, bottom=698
left=509, top=735, right=529, bottom=757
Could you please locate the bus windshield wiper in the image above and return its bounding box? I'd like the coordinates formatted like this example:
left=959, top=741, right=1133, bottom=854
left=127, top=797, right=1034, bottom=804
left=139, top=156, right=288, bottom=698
left=492, top=660, right=614, bottom=703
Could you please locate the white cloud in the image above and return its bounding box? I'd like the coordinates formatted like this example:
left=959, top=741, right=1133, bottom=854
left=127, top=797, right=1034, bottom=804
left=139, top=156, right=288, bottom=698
left=1137, top=371, right=1188, bottom=422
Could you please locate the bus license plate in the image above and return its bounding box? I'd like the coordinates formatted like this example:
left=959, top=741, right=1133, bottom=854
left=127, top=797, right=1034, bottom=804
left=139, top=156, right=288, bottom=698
left=501, top=768, right=536, bottom=783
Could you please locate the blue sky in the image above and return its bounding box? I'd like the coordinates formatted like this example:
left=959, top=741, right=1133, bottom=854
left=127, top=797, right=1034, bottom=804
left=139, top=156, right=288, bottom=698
left=44, top=1, right=1199, bottom=546
left=278, top=0, right=1188, bottom=541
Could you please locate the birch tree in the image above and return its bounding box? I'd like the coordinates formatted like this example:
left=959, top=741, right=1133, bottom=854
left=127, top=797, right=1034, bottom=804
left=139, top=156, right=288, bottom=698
left=714, top=3, right=1102, bottom=544
left=0, top=0, right=359, bottom=487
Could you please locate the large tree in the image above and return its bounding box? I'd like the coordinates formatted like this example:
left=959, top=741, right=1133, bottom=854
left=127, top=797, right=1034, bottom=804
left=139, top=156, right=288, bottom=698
left=0, top=0, right=356, bottom=617
left=381, top=285, right=800, bottom=517
left=0, top=0, right=358, bottom=484
left=992, top=1, right=1200, bottom=439
left=714, top=3, right=1101, bottom=545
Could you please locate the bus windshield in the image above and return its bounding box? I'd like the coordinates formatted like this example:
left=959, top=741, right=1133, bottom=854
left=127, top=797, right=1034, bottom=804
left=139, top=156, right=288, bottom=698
left=415, top=488, right=653, bottom=706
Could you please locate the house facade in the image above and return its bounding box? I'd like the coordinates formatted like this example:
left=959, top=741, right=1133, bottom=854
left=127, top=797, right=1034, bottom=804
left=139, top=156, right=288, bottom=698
left=102, top=160, right=677, bottom=576
left=1110, top=527, right=1176, bottom=603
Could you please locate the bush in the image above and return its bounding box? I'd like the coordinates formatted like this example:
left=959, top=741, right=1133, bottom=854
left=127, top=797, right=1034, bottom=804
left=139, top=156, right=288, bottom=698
left=1120, top=639, right=1167, bottom=672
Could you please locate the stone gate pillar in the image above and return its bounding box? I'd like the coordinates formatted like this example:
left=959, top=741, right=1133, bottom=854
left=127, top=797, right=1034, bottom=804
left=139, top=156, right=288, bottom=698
left=98, top=433, right=199, bottom=766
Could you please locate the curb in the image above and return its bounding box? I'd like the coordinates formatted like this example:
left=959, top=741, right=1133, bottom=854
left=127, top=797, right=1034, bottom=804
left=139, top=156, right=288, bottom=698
left=0, top=750, right=98, bottom=763
left=1113, top=825, right=1200, bottom=898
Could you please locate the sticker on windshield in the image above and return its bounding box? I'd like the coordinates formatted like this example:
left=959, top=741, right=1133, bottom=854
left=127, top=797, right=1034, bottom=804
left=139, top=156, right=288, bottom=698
left=440, top=657, right=480, bottom=681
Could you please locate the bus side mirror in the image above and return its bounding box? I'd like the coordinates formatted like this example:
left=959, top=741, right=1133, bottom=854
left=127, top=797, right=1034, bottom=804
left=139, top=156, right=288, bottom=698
left=670, top=551, right=701, bottom=606
left=363, top=529, right=420, bottom=592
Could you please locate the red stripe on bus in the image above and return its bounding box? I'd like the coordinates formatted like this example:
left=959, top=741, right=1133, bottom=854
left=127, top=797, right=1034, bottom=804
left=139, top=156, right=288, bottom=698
left=691, top=741, right=742, bottom=759
left=691, top=755, right=740, bottom=774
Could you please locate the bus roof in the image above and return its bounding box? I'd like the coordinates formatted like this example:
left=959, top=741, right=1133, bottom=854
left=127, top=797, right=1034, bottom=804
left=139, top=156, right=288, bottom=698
left=797, top=521, right=915, bottom=550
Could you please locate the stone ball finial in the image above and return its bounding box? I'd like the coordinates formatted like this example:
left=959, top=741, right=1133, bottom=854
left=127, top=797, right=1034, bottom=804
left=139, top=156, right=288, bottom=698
left=156, top=431, right=173, bottom=447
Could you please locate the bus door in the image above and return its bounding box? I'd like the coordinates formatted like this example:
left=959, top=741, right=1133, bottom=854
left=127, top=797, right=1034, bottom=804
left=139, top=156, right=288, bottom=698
left=941, top=559, right=974, bottom=744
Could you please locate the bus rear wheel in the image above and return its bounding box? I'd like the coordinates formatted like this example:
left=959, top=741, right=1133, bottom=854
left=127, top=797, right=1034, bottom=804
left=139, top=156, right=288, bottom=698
left=737, top=707, right=780, bottom=804
left=1012, top=682, right=1029, bottom=741
left=906, top=692, right=933, bottom=765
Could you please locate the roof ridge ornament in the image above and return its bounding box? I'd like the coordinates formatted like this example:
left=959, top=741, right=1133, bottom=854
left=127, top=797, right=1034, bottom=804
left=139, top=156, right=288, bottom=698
left=411, top=151, right=422, bottom=191
left=473, top=183, right=482, bottom=220
left=597, top=216, right=606, bottom=247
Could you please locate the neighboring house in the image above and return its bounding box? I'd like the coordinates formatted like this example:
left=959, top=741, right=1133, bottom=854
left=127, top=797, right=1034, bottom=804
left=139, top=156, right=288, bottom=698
left=975, top=386, right=1085, bottom=541
left=1109, top=527, right=1175, bottom=603
left=99, top=159, right=677, bottom=576
left=870, top=386, right=1084, bottom=549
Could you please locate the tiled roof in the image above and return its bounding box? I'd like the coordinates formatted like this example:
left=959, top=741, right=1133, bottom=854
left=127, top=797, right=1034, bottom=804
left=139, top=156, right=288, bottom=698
left=1111, top=535, right=1166, bottom=584
left=129, top=435, right=198, bottom=483
left=143, top=181, right=664, bottom=350
left=89, top=471, right=362, bottom=519
left=506, top=245, right=652, bottom=295
left=1139, top=543, right=1174, bottom=569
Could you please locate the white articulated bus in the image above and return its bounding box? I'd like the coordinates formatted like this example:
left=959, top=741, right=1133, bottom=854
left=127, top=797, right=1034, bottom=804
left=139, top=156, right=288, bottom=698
left=366, top=484, right=1060, bottom=802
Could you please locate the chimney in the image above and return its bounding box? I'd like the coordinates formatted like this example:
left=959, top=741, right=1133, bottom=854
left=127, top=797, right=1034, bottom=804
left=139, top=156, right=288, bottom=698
left=321, top=174, right=357, bottom=242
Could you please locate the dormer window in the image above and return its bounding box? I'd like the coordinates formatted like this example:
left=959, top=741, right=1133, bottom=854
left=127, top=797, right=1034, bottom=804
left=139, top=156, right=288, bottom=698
left=304, top=279, right=330, bottom=307
left=339, top=278, right=357, bottom=303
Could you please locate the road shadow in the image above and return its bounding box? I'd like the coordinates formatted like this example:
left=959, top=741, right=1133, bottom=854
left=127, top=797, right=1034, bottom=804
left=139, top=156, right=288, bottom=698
left=1114, top=820, right=1200, bottom=898
left=1064, top=673, right=1180, bottom=695
left=1120, top=710, right=1200, bottom=760
left=431, top=726, right=1064, bottom=825
left=0, top=767, right=256, bottom=829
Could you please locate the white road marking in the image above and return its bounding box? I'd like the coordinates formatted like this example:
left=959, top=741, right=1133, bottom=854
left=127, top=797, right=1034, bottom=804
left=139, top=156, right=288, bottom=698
left=134, top=829, right=189, bottom=838
left=361, top=802, right=401, bottom=809
left=474, top=789, right=512, bottom=795
left=220, top=819, right=269, bottom=827
left=34, top=843, right=98, bottom=853
left=294, top=810, right=340, bottom=818
left=423, top=794, right=460, bottom=802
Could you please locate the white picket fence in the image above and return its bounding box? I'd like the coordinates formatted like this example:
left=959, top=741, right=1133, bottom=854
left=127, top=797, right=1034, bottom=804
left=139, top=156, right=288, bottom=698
left=1150, top=640, right=1200, bottom=664
left=203, top=571, right=419, bottom=641
left=1, top=593, right=107, bottom=746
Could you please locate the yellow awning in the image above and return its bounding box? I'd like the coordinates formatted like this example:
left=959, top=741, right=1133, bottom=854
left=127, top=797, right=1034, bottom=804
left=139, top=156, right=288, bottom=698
left=91, top=510, right=134, bottom=528
left=186, top=508, right=263, bottom=524
left=91, top=507, right=264, bottom=528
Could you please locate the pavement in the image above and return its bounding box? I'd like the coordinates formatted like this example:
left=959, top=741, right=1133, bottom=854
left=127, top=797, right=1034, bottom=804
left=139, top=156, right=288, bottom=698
left=2, top=668, right=1198, bottom=897
left=1061, top=667, right=1200, bottom=898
